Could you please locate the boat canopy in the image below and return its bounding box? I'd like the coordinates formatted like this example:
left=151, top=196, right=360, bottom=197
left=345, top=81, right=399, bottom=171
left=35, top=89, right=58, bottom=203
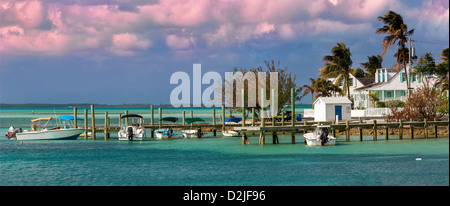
left=158, top=117, right=178, bottom=123
left=31, top=117, right=52, bottom=122
left=224, top=117, right=242, bottom=123
left=121, top=114, right=143, bottom=119
left=184, top=118, right=205, bottom=124
left=59, top=115, right=83, bottom=121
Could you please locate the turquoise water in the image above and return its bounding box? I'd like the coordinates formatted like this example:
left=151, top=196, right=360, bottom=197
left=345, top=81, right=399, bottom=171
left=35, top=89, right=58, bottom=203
left=0, top=107, right=448, bottom=186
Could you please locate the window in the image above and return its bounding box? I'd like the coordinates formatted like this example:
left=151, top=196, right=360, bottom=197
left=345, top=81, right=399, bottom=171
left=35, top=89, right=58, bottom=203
left=386, top=91, right=393, bottom=98
left=349, top=78, right=353, bottom=87
left=401, top=72, right=407, bottom=82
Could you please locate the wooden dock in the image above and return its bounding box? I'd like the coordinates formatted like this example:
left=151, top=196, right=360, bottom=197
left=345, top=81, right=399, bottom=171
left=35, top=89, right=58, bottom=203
left=74, top=103, right=449, bottom=144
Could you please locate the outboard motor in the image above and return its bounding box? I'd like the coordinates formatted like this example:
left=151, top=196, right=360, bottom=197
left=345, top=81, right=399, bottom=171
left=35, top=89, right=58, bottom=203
left=127, top=126, right=134, bottom=141
left=197, top=127, right=202, bottom=138
left=5, top=126, right=22, bottom=139
left=167, top=128, right=173, bottom=138
left=319, top=128, right=329, bottom=146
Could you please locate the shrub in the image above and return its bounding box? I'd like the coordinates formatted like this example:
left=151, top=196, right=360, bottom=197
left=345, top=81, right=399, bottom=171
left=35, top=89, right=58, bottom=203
left=384, top=100, right=405, bottom=108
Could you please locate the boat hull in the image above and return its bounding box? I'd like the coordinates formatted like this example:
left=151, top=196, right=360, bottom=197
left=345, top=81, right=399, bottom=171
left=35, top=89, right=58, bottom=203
left=155, top=129, right=181, bottom=139
left=182, top=130, right=205, bottom=138
left=222, top=131, right=240, bottom=137
left=15, top=129, right=83, bottom=140
left=304, top=133, right=336, bottom=146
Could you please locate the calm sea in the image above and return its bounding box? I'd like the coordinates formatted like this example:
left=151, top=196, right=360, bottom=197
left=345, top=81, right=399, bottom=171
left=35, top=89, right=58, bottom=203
left=0, top=107, right=448, bottom=186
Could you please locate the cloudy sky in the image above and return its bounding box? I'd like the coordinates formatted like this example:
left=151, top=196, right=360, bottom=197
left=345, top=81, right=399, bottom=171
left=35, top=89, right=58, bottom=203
left=0, top=0, right=448, bottom=105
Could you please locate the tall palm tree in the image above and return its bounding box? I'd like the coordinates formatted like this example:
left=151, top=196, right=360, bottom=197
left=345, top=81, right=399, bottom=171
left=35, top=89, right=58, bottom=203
left=319, top=42, right=353, bottom=100
left=301, top=78, right=318, bottom=108
left=376, top=10, right=414, bottom=95
left=360, top=55, right=383, bottom=78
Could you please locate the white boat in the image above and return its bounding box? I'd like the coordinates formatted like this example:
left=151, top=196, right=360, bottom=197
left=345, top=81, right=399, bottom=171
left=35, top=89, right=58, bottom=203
left=304, top=125, right=336, bottom=146
left=182, top=118, right=206, bottom=138
left=7, top=117, right=83, bottom=140
left=182, top=129, right=205, bottom=138
left=222, top=130, right=240, bottom=137
left=118, top=114, right=146, bottom=141
left=155, top=128, right=181, bottom=139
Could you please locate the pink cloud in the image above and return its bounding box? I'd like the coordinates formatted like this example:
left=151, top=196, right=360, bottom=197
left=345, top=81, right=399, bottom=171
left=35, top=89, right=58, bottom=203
left=109, top=33, right=151, bottom=56
left=166, top=34, right=195, bottom=50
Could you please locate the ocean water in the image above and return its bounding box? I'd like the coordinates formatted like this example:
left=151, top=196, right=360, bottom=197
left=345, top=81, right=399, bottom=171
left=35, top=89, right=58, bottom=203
left=0, top=107, right=448, bottom=186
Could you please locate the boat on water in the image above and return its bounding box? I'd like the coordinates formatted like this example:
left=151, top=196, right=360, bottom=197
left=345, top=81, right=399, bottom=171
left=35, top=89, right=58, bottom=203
left=303, top=125, right=336, bottom=146
left=182, top=118, right=205, bottom=138
left=118, top=114, right=146, bottom=141
left=222, top=118, right=242, bottom=137
left=5, top=116, right=83, bottom=140
left=155, top=117, right=182, bottom=139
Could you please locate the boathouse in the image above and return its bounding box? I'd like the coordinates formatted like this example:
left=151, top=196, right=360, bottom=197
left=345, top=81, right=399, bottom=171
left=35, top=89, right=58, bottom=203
left=313, top=97, right=352, bottom=122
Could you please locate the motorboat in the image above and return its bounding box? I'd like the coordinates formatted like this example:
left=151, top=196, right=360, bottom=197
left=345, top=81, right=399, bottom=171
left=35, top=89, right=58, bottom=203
left=118, top=114, right=146, bottom=141
left=222, top=118, right=242, bottom=137
left=155, top=117, right=181, bottom=139
left=304, top=125, right=336, bottom=146
left=182, top=118, right=205, bottom=138
left=222, top=130, right=240, bottom=137
left=6, top=116, right=83, bottom=140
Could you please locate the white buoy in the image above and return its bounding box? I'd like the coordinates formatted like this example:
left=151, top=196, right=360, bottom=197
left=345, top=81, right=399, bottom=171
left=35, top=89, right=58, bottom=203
left=415, top=158, right=422, bottom=161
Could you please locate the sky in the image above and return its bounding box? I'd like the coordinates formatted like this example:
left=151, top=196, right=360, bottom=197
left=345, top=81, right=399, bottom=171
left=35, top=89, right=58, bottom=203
left=0, top=0, right=448, bottom=105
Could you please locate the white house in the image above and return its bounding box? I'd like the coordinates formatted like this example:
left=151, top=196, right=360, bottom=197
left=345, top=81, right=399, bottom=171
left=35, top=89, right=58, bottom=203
left=313, top=97, right=352, bottom=122
left=353, top=65, right=423, bottom=109
left=326, top=73, right=374, bottom=98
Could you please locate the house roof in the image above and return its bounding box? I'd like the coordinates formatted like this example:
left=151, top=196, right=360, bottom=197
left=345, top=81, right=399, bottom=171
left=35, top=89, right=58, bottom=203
left=355, top=71, right=401, bottom=91
left=313, top=97, right=352, bottom=105
left=356, top=78, right=374, bottom=86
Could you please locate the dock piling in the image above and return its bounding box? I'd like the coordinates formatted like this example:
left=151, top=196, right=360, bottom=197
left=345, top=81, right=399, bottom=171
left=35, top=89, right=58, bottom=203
left=91, top=105, right=96, bottom=140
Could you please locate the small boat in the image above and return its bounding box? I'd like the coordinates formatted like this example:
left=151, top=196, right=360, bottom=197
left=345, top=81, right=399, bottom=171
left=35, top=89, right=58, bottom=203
left=182, top=118, right=205, bottom=138
left=155, top=117, right=181, bottom=139
left=6, top=116, right=83, bottom=140
left=304, top=125, right=336, bottom=146
left=222, top=130, right=240, bottom=137
left=222, top=118, right=242, bottom=137
left=118, top=114, right=146, bottom=141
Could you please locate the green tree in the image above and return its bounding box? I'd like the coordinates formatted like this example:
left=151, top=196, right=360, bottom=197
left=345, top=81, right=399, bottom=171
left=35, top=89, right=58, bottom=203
left=376, top=10, right=415, bottom=95
left=319, top=42, right=353, bottom=100
left=360, top=55, right=383, bottom=77
left=301, top=78, right=318, bottom=108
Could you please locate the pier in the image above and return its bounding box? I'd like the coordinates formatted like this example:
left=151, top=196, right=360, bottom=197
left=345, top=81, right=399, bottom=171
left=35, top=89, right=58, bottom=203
left=73, top=104, right=449, bottom=143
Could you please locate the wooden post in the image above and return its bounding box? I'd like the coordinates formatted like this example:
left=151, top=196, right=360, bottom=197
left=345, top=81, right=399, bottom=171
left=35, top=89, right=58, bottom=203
left=190, top=110, right=193, bottom=128
left=182, top=111, right=185, bottom=126
left=424, top=118, right=428, bottom=139
left=332, top=120, right=336, bottom=138
left=124, top=110, right=128, bottom=126
left=271, top=89, right=275, bottom=126
left=291, top=88, right=296, bottom=144
left=399, top=119, right=403, bottom=139
left=151, top=105, right=154, bottom=126
left=359, top=118, right=363, bottom=141
left=410, top=118, right=414, bottom=139
left=385, top=119, right=389, bottom=140
left=241, top=89, right=248, bottom=144
left=104, top=112, right=108, bottom=140
left=345, top=120, right=350, bottom=142
left=212, top=108, right=216, bottom=136
left=242, top=89, right=246, bottom=128
left=84, top=109, right=88, bottom=139
left=260, top=88, right=265, bottom=145
left=159, top=108, right=162, bottom=129
left=304, top=121, right=307, bottom=143
left=434, top=118, right=438, bottom=138
left=251, top=108, right=255, bottom=126
left=222, top=105, right=225, bottom=130
left=73, top=107, right=77, bottom=128
left=119, top=113, right=122, bottom=128
left=373, top=120, right=377, bottom=141
left=212, top=109, right=216, bottom=125
left=91, top=105, right=96, bottom=140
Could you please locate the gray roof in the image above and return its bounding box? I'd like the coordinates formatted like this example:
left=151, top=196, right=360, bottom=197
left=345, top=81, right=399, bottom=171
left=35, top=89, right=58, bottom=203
left=314, top=97, right=352, bottom=105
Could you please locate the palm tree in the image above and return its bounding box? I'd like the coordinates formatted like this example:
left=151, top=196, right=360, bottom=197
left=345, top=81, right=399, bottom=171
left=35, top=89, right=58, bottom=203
left=360, top=55, right=383, bottom=77
left=376, top=10, right=414, bottom=95
left=316, top=78, right=343, bottom=97
left=319, top=42, right=353, bottom=100
left=301, top=78, right=318, bottom=108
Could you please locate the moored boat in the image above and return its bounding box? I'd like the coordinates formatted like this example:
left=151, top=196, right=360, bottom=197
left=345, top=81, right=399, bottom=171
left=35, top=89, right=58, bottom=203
left=155, top=117, right=181, bottom=139
left=182, top=118, right=205, bottom=138
left=118, top=114, right=146, bottom=141
left=6, top=117, right=83, bottom=140
left=304, top=125, right=336, bottom=146
left=222, top=118, right=242, bottom=137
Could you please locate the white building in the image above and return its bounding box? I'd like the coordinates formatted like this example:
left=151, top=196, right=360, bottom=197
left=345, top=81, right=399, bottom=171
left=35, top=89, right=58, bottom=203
left=313, top=97, right=352, bottom=122
left=353, top=66, right=423, bottom=109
